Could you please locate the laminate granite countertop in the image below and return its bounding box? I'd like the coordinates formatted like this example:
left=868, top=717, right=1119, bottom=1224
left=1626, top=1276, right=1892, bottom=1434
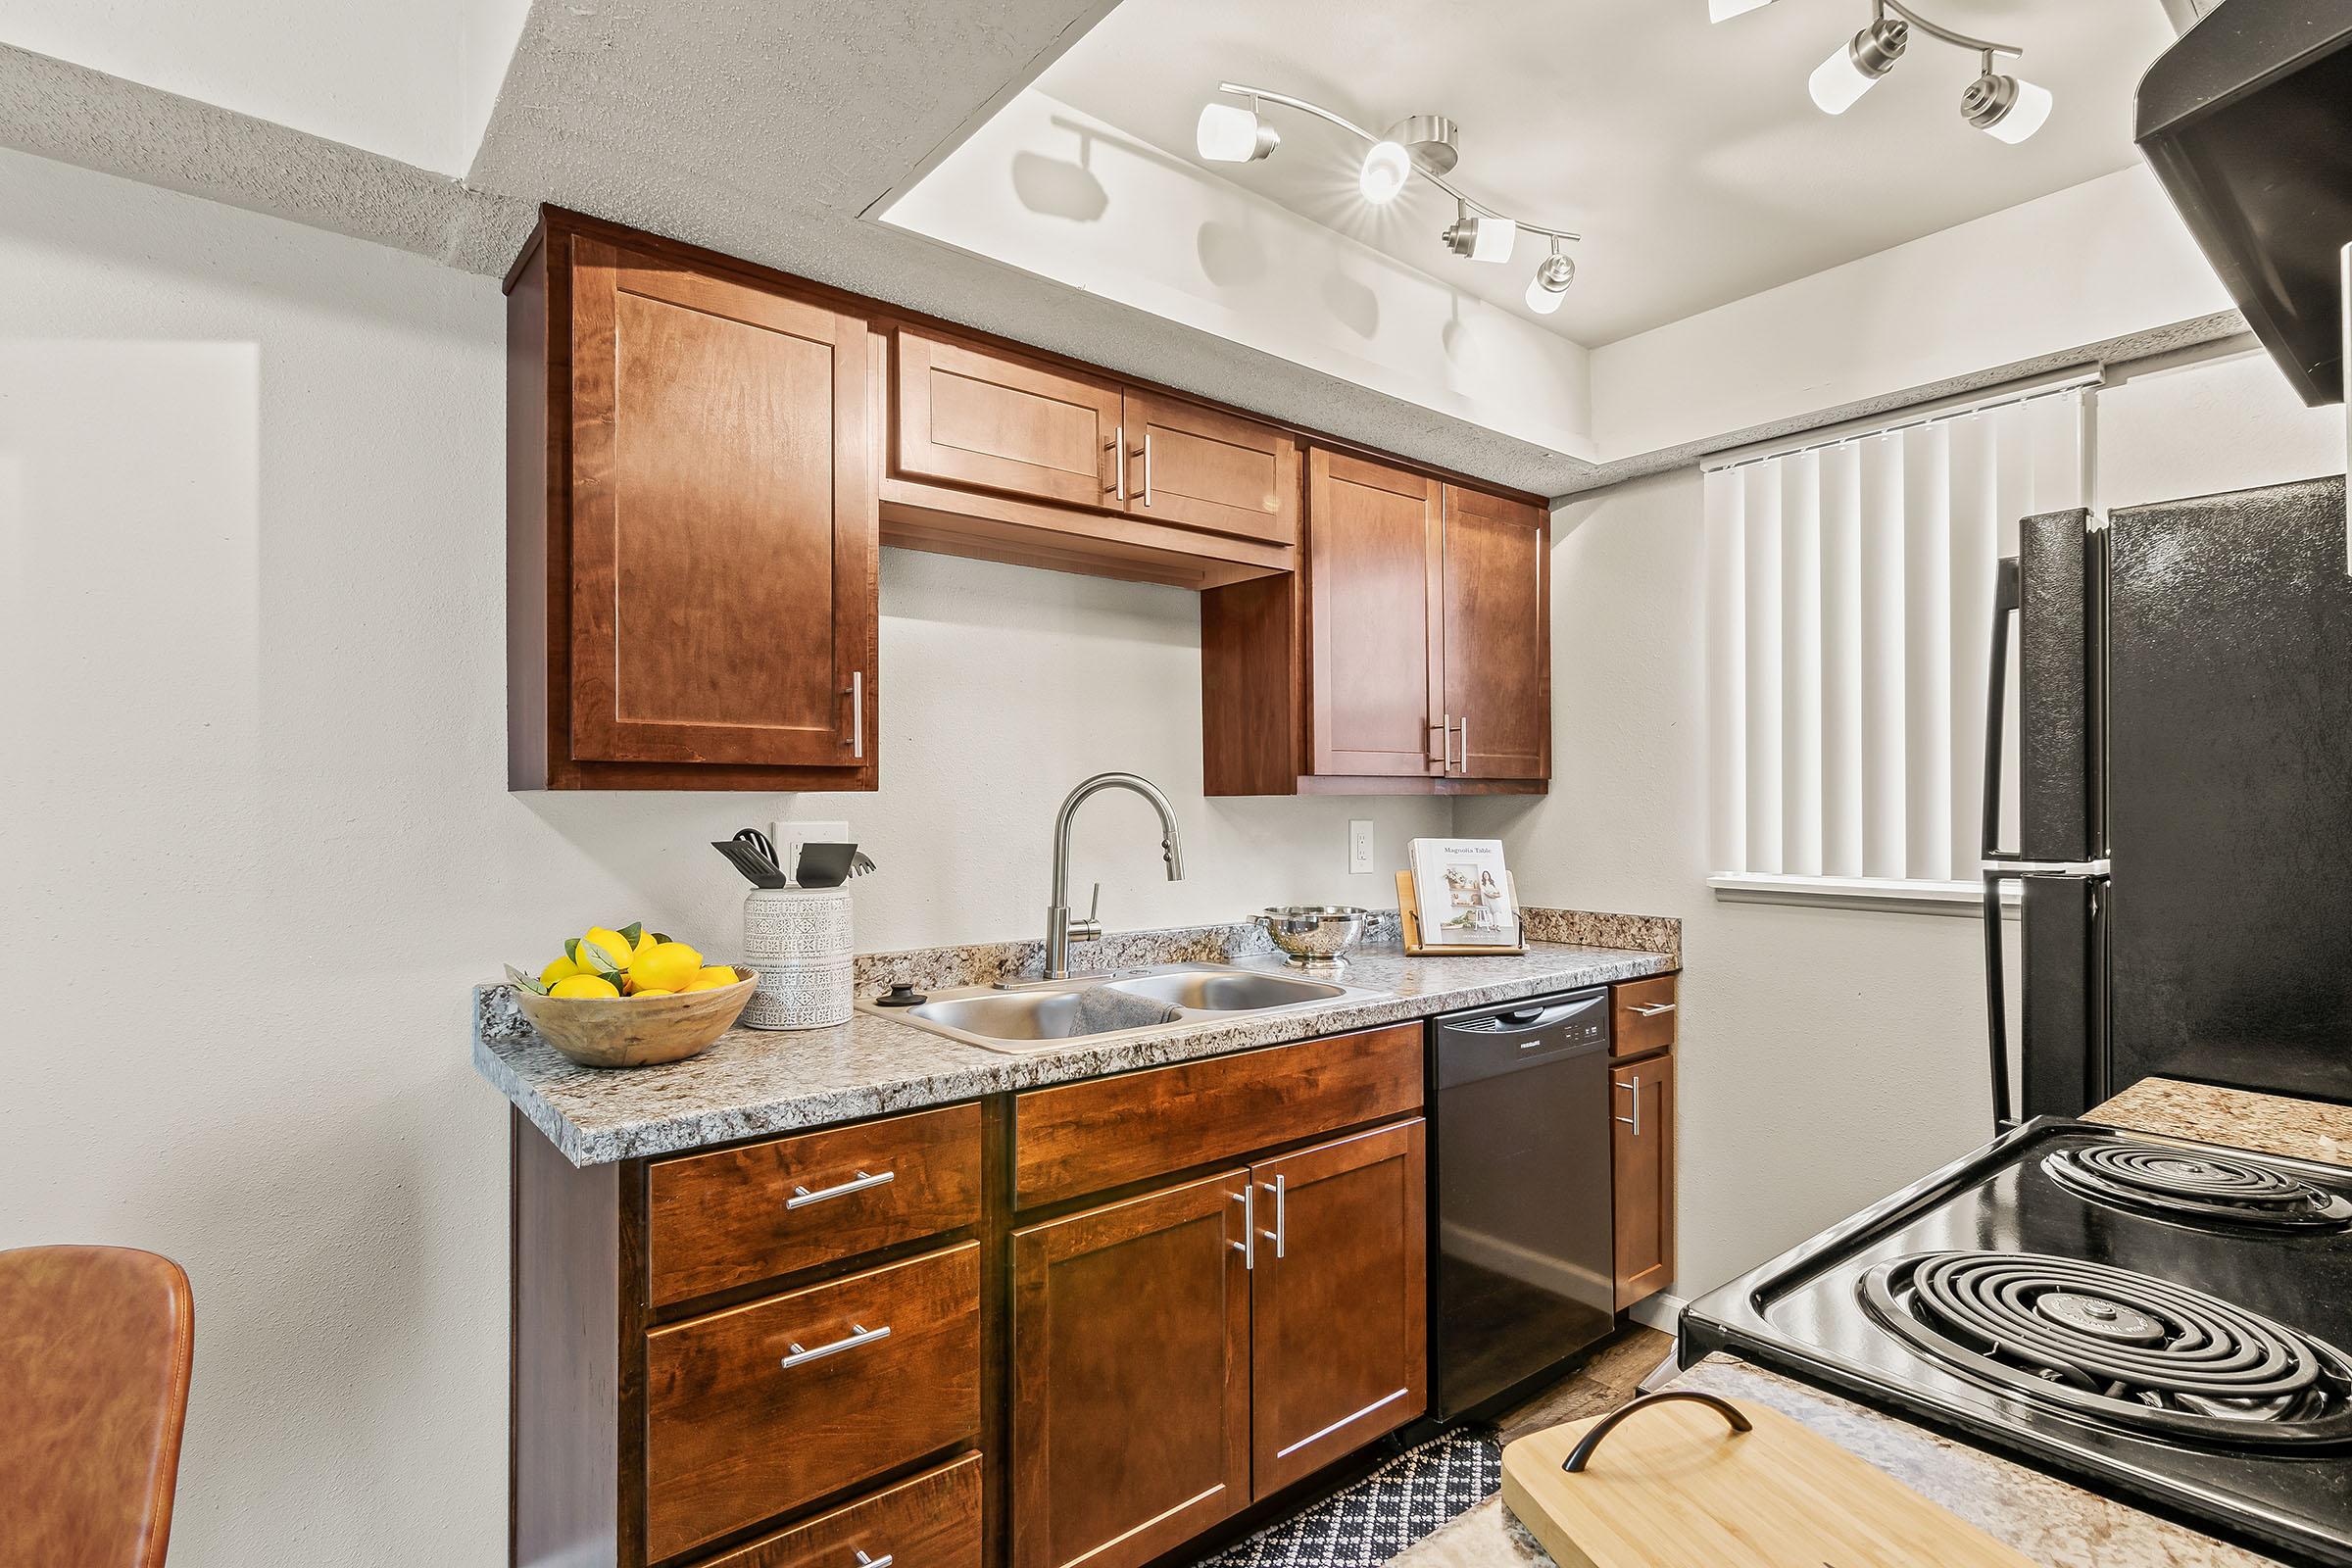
left=2088, top=1077, right=2352, bottom=1169
left=474, top=919, right=1676, bottom=1166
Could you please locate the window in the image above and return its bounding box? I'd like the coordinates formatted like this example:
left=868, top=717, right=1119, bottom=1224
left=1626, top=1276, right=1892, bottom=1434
left=1704, top=376, right=2094, bottom=907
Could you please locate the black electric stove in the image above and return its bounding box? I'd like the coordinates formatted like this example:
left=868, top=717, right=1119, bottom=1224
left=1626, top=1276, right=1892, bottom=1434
left=1681, top=1118, right=2352, bottom=1566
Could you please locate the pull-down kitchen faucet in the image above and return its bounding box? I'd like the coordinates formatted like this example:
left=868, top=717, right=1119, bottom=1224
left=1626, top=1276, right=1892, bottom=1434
left=1043, top=772, right=1186, bottom=979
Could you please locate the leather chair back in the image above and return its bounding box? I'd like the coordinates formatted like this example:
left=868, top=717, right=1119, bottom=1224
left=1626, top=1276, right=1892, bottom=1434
left=0, top=1246, right=194, bottom=1567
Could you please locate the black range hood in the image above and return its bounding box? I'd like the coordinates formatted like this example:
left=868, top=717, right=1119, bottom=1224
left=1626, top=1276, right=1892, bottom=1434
left=2136, top=0, right=2352, bottom=407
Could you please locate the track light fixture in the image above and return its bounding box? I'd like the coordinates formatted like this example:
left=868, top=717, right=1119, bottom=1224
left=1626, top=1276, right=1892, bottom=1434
left=1525, top=241, right=1576, bottom=316
left=1728, top=0, right=2051, bottom=143
left=1196, top=82, right=1583, bottom=316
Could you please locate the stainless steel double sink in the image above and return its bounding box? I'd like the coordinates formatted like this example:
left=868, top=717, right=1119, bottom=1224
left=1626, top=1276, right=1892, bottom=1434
left=860, top=962, right=1389, bottom=1054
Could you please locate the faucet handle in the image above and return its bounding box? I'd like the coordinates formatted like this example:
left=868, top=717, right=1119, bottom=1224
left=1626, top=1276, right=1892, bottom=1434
left=1070, top=881, right=1103, bottom=944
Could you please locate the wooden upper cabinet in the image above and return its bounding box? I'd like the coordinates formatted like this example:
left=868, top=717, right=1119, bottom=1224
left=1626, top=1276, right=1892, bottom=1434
left=1612, top=1053, right=1676, bottom=1310
left=1308, top=450, right=1446, bottom=778
left=1123, top=392, right=1299, bottom=547
left=509, top=213, right=879, bottom=789
left=1250, top=1121, right=1428, bottom=1495
left=892, top=328, right=1124, bottom=511
left=1010, top=1172, right=1252, bottom=1568
left=1441, top=485, right=1550, bottom=781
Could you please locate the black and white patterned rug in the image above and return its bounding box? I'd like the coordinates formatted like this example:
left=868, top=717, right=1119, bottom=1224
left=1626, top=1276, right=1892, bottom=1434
left=1193, top=1433, right=1502, bottom=1568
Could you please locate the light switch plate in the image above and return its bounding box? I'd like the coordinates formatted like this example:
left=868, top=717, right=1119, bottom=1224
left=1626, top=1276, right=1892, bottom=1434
left=771, top=819, right=851, bottom=885
left=1348, top=818, right=1375, bottom=875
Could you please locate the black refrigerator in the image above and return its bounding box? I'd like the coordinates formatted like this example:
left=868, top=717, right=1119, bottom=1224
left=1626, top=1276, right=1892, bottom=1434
left=1985, top=474, right=2352, bottom=1121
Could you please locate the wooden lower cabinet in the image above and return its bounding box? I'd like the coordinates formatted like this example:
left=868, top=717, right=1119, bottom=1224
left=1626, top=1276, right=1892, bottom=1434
left=1007, top=1120, right=1429, bottom=1568
left=698, top=1455, right=983, bottom=1568
left=1008, top=1172, right=1254, bottom=1568
left=1611, top=1054, right=1676, bottom=1309
left=1249, top=1122, right=1428, bottom=1494
left=645, top=1243, right=982, bottom=1562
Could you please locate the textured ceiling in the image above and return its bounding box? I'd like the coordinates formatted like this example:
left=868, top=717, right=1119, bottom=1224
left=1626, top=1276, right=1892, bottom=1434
left=0, top=1, right=1597, bottom=493
left=1039, top=0, right=2178, bottom=346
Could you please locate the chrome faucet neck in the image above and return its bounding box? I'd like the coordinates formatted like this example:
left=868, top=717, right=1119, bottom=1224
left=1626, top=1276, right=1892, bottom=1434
left=1044, top=772, right=1188, bottom=979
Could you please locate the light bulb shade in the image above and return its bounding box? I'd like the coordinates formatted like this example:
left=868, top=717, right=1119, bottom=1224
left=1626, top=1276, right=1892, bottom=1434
left=1359, top=140, right=1411, bottom=204
left=1197, top=101, right=1278, bottom=162
left=1708, top=0, right=1775, bottom=19
left=1469, top=214, right=1518, bottom=264
left=1526, top=253, right=1575, bottom=315
left=1808, top=47, right=1877, bottom=114
left=1810, top=19, right=1905, bottom=114
left=1964, top=73, right=2054, bottom=143
left=1446, top=211, right=1519, bottom=264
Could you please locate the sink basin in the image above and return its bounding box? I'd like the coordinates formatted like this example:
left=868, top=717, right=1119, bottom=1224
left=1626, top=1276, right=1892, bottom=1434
left=1105, top=970, right=1345, bottom=1011
left=902, top=990, right=1107, bottom=1044
left=870, top=962, right=1386, bottom=1054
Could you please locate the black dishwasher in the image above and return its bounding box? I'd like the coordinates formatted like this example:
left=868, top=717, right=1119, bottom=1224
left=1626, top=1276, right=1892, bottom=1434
left=1429, top=988, right=1614, bottom=1419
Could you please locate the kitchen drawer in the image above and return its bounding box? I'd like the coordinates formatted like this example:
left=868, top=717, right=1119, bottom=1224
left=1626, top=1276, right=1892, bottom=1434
left=1611, top=975, right=1678, bottom=1057
left=697, top=1453, right=982, bottom=1568
left=645, top=1242, right=982, bottom=1562
left=1014, top=1023, right=1422, bottom=1208
left=647, top=1103, right=984, bottom=1306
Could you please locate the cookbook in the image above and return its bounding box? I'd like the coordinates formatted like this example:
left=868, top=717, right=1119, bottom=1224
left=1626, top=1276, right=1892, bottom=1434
left=1406, top=838, right=1520, bottom=948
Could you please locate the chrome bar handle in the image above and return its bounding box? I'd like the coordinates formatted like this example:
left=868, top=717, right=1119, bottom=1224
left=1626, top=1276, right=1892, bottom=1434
left=1459, top=712, right=1470, bottom=773
left=1231, top=1185, right=1253, bottom=1269
left=845, top=670, right=864, bottom=760
left=1614, top=1075, right=1642, bottom=1137
left=787, top=1168, right=896, bottom=1209
left=1628, top=1002, right=1677, bottom=1017
left=1259, top=1174, right=1286, bottom=1259
left=1106, top=424, right=1124, bottom=499
left=780, top=1322, right=890, bottom=1368
left=854, top=1552, right=893, bottom=1568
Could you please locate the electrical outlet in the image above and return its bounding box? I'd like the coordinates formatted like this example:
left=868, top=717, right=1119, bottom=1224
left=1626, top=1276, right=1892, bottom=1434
left=1348, top=819, right=1376, bottom=875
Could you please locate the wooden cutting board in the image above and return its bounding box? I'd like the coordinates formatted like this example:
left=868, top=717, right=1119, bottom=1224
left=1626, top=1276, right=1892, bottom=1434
left=1500, top=1396, right=2037, bottom=1568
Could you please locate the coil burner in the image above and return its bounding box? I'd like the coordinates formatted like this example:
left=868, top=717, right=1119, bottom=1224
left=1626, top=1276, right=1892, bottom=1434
left=2044, top=1145, right=2352, bottom=1233
left=1861, top=1251, right=2352, bottom=1446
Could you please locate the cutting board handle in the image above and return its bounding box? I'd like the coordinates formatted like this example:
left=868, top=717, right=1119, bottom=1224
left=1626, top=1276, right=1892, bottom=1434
left=1560, top=1392, right=1753, bottom=1475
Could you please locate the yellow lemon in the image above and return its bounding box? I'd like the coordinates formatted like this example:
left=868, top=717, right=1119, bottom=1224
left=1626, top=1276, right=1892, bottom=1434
left=634, top=929, right=659, bottom=960
left=683, top=966, right=739, bottom=992
left=539, top=955, right=582, bottom=987
left=548, top=973, right=620, bottom=1000
left=631, top=988, right=675, bottom=999
left=578, top=927, right=634, bottom=973
left=631, top=941, right=703, bottom=994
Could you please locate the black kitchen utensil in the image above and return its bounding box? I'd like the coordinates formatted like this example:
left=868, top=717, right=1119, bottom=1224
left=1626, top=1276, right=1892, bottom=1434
left=848, top=851, right=877, bottom=879
left=733, top=827, right=781, bottom=868
left=793, top=841, right=858, bottom=889
left=713, top=837, right=790, bottom=888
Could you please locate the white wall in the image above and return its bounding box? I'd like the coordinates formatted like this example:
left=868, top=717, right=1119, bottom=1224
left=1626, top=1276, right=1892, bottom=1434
left=1591, top=169, right=2235, bottom=464
left=1468, top=330, right=2345, bottom=1302
left=885, top=90, right=1595, bottom=462
left=0, top=147, right=1445, bottom=1568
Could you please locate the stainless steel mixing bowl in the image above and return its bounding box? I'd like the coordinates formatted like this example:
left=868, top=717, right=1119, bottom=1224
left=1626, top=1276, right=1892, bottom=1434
left=1256, top=906, right=1371, bottom=970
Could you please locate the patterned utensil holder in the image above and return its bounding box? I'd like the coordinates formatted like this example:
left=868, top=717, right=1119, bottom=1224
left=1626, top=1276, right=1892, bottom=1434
left=740, top=885, right=854, bottom=1030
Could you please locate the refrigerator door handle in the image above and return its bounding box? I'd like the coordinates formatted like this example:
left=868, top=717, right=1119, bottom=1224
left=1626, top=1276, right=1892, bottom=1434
left=1982, top=557, right=2023, bottom=1131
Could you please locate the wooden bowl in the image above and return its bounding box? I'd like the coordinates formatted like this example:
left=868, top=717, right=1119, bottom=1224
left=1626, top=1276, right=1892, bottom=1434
left=514, top=968, right=757, bottom=1068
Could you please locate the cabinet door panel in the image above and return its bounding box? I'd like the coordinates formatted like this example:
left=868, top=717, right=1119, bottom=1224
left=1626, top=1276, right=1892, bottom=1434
left=1443, top=486, right=1549, bottom=780
left=569, top=238, right=871, bottom=767
left=894, top=328, right=1124, bottom=510
left=1308, top=450, right=1445, bottom=777
left=1250, top=1121, right=1427, bottom=1495
left=1124, top=392, right=1299, bottom=546
left=1010, top=1172, right=1251, bottom=1568
left=1612, top=1054, right=1676, bottom=1309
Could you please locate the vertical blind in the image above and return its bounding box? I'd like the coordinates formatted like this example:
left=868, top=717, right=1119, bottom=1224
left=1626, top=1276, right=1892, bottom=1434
left=1705, top=381, right=2093, bottom=886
